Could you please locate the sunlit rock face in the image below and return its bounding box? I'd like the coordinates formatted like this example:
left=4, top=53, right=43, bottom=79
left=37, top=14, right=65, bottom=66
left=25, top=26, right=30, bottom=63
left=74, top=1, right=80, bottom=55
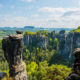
left=2, top=31, right=27, bottom=80
left=66, top=48, right=80, bottom=80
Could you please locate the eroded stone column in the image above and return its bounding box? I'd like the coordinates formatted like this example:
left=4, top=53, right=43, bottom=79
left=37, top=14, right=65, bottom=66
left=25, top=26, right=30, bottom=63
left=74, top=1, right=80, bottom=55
left=2, top=31, right=27, bottom=80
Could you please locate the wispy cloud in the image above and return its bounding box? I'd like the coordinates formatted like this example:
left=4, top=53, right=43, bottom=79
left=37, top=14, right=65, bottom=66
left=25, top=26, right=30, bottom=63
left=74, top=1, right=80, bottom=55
left=62, top=11, right=80, bottom=17
left=1, top=6, right=80, bottom=28
left=32, top=14, right=39, bottom=17
left=38, top=7, right=80, bottom=28
left=0, top=15, right=28, bottom=27
left=39, top=7, right=80, bottom=13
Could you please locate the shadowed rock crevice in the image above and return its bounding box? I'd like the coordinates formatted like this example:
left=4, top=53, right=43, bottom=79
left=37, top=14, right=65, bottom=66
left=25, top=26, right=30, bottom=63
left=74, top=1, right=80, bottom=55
left=2, top=31, right=27, bottom=80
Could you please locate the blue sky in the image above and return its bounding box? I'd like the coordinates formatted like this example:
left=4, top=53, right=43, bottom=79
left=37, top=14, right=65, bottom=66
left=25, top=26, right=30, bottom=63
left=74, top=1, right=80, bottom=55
left=0, top=0, right=80, bottom=28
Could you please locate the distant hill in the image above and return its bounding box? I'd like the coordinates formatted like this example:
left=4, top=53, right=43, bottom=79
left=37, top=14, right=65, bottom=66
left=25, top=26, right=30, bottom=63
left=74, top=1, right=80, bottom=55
left=24, top=26, right=35, bottom=29
left=0, top=26, right=74, bottom=32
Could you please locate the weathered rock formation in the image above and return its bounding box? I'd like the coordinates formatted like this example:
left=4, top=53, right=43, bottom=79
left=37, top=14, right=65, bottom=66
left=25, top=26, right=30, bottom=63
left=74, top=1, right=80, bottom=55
left=24, top=30, right=80, bottom=61
left=64, top=32, right=80, bottom=60
left=2, top=31, right=27, bottom=80
left=66, top=48, right=80, bottom=80
left=24, top=34, right=48, bottom=49
left=58, top=31, right=80, bottom=60
left=58, top=30, right=66, bottom=55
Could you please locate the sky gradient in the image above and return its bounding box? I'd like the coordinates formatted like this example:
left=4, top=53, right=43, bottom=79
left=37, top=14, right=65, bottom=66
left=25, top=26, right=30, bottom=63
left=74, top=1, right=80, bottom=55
left=0, top=0, right=80, bottom=28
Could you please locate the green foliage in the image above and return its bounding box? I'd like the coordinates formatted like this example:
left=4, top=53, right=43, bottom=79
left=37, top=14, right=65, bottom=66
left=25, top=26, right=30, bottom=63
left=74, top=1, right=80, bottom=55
left=36, top=30, right=49, bottom=38
left=26, top=61, right=71, bottom=80
left=24, top=31, right=36, bottom=35
left=49, top=64, right=71, bottom=80
left=0, top=30, right=72, bottom=80
left=26, top=62, right=38, bottom=80
left=49, top=38, right=52, bottom=43
left=71, top=29, right=80, bottom=33
left=49, top=53, right=68, bottom=65
left=36, top=30, right=49, bottom=36
left=78, top=26, right=80, bottom=29
left=23, top=48, right=55, bottom=64
left=0, top=39, right=9, bottom=76
left=0, top=30, right=16, bottom=38
left=70, top=26, right=80, bottom=33
left=54, top=38, right=59, bottom=51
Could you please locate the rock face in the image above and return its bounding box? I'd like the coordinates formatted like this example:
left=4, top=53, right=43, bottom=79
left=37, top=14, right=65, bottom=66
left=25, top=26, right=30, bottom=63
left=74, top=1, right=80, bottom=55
left=62, top=32, right=74, bottom=59
left=58, top=31, right=80, bottom=60
left=66, top=48, right=80, bottom=80
left=24, top=30, right=80, bottom=60
left=58, top=30, right=66, bottom=55
left=64, top=32, right=80, bottom=60
left=24, top=34, right=48, bottom=49
left=2, top=31, right=27, bottom=80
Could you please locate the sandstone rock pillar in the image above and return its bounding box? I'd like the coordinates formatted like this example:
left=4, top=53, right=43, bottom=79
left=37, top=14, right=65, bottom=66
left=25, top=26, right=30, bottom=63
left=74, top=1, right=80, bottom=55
left=2, top=31, right=27, bottom=80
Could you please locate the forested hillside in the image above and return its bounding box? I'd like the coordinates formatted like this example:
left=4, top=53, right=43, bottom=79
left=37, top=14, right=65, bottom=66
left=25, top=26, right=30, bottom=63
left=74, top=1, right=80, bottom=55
left=0, top=28, right=74, bottom=80
left=1, top=26, right=80, bottom=80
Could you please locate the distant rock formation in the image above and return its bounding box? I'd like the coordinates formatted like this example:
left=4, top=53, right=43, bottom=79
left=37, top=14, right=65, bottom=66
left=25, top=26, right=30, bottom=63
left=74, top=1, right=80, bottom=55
left=58, top=30, right=66, bottom=55
left=24, top=34, right=48, bottom=49
left=24, top=30, right=80, bottom=61
left=66, top=48, right=80, bottom=80
left=2, top=31, right=27, bottom=80
left=63, top=32, right=80, bottom=60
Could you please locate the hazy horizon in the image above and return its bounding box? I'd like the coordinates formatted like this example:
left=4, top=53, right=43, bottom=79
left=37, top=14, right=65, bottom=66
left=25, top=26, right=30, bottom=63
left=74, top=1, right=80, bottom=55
left=0, top=0, right=80, bottom=28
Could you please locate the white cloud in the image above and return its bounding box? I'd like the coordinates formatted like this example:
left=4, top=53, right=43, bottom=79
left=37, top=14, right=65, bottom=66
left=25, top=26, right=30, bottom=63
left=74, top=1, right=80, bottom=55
left=32, top=14, right=39, bottom=17
left=39, top=7, right=80, bottom=13
left=37, top=7, right=80, bottom=28
left=0, top=15, right=28, bottom=27
left=1, top=6, right=80, bottom=28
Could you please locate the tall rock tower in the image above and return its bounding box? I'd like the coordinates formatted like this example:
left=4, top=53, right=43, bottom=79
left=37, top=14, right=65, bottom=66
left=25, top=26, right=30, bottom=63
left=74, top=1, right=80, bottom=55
left=2, top=31, right=27, bottom=80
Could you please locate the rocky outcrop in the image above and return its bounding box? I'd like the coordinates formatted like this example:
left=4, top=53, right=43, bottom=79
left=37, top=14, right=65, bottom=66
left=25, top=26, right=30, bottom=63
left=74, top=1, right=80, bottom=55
left=24, top=34, right=48, bottom=49
left=64, top=32, right=80, bottom=60
left=63, top=32, right=74, bottom=59
left=58, top=30, right=66, bottom=55
left=58, top=31, right=80, bottom=60
left=24, top=30, right=80, bottom=60
left=2, top=31, right=27, bottom=80
left=66, top=48, right=80, bottom=80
